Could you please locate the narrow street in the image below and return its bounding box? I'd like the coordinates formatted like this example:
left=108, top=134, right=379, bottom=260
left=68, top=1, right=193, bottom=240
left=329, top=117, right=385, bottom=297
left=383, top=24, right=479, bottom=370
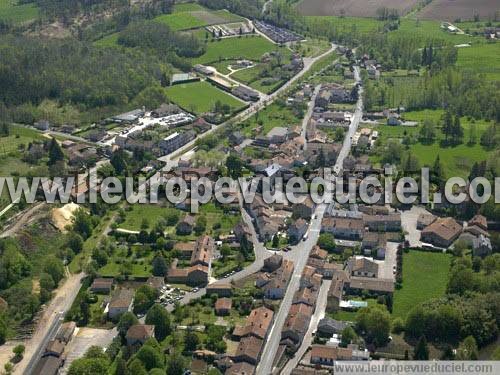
left=19, top=273, right=85, bottom=375
left=301, top=84, right=322, bottom=150
left=280, top=279, right=332, bottom=374
left=258, top=64, right=364, bottom=375
left=256, top=204, right=326, bottom=375
left=334, top=66, right=363, bottom=175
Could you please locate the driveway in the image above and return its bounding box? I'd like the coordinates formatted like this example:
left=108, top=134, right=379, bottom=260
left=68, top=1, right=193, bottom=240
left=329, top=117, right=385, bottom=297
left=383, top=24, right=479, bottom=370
left=400, top=205, right=431, bottom=247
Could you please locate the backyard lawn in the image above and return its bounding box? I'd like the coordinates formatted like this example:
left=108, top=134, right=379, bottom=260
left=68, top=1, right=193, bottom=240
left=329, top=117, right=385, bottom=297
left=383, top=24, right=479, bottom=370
left=392, top=250, right=451, bottom=319
left=165, top=81, right=246, bottom=114
left=118, top=204, right=179, bottom=231
left=238, top=102, right=301, bottom=136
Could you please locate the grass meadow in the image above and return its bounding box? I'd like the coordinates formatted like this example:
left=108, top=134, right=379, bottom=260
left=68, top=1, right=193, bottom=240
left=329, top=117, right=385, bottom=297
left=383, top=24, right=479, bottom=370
left=392, top=250, right=451, bottom=319
left=190, top=36, right=284, bottom=64
left=165, top=81, right=246, bottom=114
left=370, top=109, right=495, bottom=178
left=0, top=0, right=38, bottom=23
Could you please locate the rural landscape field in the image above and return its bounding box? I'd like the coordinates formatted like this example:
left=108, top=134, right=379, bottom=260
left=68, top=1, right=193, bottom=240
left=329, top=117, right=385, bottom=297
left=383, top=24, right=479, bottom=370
left=0, top=0, right=499, bottom=374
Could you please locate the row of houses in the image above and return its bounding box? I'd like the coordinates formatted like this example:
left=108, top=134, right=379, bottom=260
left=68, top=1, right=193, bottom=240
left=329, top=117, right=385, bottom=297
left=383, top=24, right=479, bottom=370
left=32, top=322, right=76, bottom=375
left=321, top=211, right=401, bottom=242
left=224, top=306, right=275, bottom=374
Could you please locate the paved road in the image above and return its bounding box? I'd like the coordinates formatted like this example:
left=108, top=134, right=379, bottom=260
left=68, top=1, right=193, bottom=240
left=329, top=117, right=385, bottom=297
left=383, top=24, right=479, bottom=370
left=333, top=66, right=363, bottom=175
left=256, top=204, right=326, bottom=375
left=281, top=279, right=332, bottom=374
left=301, top=84, right=322, bottom=150
left=258, top=64, right=363, bottom=375
left=19, top=273, right=85, bottom=375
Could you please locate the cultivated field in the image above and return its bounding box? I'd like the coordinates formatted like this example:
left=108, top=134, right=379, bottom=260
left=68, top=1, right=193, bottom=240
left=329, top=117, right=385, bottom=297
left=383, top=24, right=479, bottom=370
left=165, top=81, right=246, bottom=114
left=297, top=0, right=420, bottom=17
left=417, top=0, right=500, bottom=21
left=0, top=0, right=38, bottom=23
left=154, top=4, right=242, bottom=31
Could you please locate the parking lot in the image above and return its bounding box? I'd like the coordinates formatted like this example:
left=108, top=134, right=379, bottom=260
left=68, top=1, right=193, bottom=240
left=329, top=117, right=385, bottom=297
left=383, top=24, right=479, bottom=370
left=157, top=284, right=193, bottom=308
left=254, top=21, right=303, bottom=43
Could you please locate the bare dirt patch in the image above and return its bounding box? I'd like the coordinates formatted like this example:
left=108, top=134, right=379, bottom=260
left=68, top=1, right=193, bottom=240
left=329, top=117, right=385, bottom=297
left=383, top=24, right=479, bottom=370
left=296, top=0, right=420, bottom=17
left=417, top=0, right=500, bottom=21
left=51, top=202, right=80, bottom=232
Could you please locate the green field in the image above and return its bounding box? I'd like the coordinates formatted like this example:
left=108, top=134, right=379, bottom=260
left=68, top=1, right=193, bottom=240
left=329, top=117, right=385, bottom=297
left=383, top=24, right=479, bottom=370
left=305, top=16, right=383, bottom=35
left=230, top=65, right=285, bottom=94
left=154, top=12, right=208, bottom=31
left=0, top=0, right=38, bottom=23
left=0, top=124, right=44, bottom=156
left=154, top=3, right=241, bottom=31
left=390, top=19, right=477, bottom=46
left=191, top=36, right=283, bottom=64
left=119, top=204, right=179, bottom=231
left=392, top=250, right=451, bottom=319
left=370, top=109, right=495, bottom=178
left=457, top=43, right=500, bottom=81
left=165, top=81, right=246, bottom=114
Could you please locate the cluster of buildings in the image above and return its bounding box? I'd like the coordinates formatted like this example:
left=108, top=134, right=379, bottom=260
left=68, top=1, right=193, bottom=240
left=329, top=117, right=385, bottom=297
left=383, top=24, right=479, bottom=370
left=327, top=256, right=394, bottom=314
left=167, top=235, right=215, bottom=286
left=321, top=206, right=402, bottom=256
left=419, top=214, right=492, bottom=256
left=315, top=83, right=357, bottom=111
left=360, top=55, right=381, bottom=80
left=110, top=104, right=199, bottom=156
left=256, top=254, right=294, bottom=299
left=226, top=306, right=275, bottom=373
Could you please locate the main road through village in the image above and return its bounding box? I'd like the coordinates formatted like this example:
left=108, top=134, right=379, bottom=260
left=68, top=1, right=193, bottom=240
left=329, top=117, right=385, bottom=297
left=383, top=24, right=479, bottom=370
left=257, top=66, right=363, bottom=375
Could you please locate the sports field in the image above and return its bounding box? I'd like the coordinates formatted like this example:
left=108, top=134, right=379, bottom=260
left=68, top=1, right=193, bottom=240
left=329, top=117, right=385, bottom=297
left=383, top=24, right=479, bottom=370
left=165, top=81, right=246, bottom=114
left=0, top=0, right=38, bottom=23
left=393, top=251, right=451, bottom=319
left=190, top=36, right=283, bottom=64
